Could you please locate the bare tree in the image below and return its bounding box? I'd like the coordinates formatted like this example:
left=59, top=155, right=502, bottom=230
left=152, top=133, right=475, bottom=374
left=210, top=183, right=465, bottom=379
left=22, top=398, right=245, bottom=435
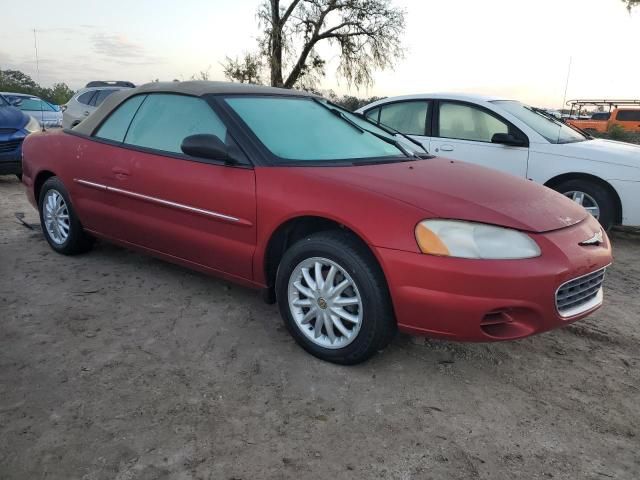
left=224, top=0, right=405, bottom=89
left=624, top=0, right=639, bottom=10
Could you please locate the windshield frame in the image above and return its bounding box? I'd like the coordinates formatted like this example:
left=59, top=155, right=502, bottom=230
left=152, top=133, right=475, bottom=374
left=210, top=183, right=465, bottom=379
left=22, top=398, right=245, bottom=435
left=215, top=93, right=411, bottom=167
left=0, top=94, right=10, bottom=108
left=491, top=100, right=588, bottom=144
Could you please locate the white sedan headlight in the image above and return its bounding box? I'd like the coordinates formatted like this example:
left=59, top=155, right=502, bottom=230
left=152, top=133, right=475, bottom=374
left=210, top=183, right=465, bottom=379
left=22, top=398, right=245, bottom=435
left=415, top=220, right=541, bottom=259
left=24, top=115, right=41, bottom=133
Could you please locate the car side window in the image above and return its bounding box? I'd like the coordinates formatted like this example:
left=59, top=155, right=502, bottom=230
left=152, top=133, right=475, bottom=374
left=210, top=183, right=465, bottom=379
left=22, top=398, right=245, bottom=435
left=364, top=107, right=380, bottom=123
left=93, top=89, right=117, bottom=107
left=124, top=94, right=227, bottom=155
left=438, top=102, right=509, bottom=142
left=379, top=101, right=429, bottom=135
left=94, top=95, right=147, bottom=142
left=77, top=91, right=96, bottom=106
left=616, top=110, right=640, bottom=121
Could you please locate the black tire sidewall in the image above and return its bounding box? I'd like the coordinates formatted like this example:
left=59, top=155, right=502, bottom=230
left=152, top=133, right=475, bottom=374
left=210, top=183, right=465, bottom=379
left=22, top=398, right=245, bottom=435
left=275, top=233, right=394, bottom=364
left=555, top=179, right=615, bottom=231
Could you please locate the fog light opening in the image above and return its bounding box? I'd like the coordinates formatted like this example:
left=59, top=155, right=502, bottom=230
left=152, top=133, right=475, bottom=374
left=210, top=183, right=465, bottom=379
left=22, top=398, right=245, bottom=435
left=481, top=310, right=517, bottom=337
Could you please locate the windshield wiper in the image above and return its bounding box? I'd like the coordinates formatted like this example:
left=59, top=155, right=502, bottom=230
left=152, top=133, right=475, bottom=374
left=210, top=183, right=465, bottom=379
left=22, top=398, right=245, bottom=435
left=354, top=113, right=432, bottom=157
left=311, top=98, right=417, bottom=159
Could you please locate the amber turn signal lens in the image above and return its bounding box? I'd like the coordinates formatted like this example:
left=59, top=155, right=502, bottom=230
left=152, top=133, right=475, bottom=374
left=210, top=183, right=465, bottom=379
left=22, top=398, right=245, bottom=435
left=415, top=223, right=450, bottom=256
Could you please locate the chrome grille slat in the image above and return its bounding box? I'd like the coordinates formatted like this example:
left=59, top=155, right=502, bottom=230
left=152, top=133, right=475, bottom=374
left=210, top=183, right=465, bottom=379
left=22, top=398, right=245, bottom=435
left=556, top=267, right=606, bottom=318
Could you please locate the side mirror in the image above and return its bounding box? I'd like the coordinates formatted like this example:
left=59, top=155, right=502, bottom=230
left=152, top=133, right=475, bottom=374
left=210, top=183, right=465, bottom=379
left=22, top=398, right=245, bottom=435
left=491, top=133, right=526, bottom=147
left=181, top=134, right=235, bottom=163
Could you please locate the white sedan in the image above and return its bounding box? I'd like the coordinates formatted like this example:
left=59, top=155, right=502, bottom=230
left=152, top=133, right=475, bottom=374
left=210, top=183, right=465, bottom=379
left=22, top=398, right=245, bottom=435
left=356, top=93, right=640, bottom=229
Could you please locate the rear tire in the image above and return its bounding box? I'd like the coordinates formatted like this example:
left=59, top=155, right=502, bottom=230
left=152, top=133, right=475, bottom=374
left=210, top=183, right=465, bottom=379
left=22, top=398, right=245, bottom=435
left=39, top=176, right=94, bottom=255
left=275, top=230, right=396, bottom=365
left=554, top=178, right=616, bottom=231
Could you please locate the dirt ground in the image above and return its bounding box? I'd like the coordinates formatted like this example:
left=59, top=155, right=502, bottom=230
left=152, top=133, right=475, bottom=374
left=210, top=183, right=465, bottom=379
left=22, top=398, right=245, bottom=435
left=0, top=174, right=638, bottom=480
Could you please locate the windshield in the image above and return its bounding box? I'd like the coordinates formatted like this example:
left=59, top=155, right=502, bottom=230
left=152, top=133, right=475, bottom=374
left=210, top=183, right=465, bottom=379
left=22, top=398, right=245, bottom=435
left=0, top=95, right=9, bottom=107
left=224, top=96, right=404, bottom=163
left=492, top=100, right=587, bottom=144
left=7, top=96, right=56, bottom=112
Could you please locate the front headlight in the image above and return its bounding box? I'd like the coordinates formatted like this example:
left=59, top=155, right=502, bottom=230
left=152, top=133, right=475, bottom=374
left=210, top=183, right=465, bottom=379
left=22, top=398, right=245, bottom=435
left=415, top=220, right=541, bottom=259
left=24, top=115, right=41, bottom=133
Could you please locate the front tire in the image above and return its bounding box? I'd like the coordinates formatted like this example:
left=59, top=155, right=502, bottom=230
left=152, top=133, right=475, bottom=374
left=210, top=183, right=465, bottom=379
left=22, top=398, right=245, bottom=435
left=39, top=177, right=94, bottom=254
left=275, top=231, right=395, bottom=365
left=554, top=179, right=616, bottom=231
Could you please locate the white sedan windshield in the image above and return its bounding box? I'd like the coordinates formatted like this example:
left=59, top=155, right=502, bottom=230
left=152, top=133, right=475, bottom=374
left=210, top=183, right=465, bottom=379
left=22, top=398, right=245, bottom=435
left=493, top=100, right=587, bottom=144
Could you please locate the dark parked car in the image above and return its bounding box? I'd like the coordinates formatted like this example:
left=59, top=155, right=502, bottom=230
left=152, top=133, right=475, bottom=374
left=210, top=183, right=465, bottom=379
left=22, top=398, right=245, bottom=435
left=0, top=93, right=41, bottom=177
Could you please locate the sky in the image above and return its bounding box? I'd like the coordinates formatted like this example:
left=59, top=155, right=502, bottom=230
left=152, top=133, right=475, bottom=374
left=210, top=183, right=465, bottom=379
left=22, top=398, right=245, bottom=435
left=1, top=0, right=639, bottom=108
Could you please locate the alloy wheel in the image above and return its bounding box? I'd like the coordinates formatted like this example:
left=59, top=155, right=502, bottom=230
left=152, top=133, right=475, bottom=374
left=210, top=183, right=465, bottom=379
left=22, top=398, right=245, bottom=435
left=287, top=257, right=363, bottom=349
left=43, top=189, right=70, bottom=245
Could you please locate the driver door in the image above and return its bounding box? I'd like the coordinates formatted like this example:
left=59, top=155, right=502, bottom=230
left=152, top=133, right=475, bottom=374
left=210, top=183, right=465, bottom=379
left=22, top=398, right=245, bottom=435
left=430, top=100, right=529, bottom=178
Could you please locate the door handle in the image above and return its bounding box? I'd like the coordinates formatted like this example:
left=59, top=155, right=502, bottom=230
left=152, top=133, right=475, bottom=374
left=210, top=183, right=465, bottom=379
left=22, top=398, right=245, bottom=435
left=83, top=111, right=90, bottom=116
left=439, top=145, right=454, bottom=152
left=112, top=167, right=130, bottom=179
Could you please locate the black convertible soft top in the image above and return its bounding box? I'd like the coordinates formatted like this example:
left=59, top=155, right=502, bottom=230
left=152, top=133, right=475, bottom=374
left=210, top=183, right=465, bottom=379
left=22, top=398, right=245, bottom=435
left=72, top=81, right=315, bottom=135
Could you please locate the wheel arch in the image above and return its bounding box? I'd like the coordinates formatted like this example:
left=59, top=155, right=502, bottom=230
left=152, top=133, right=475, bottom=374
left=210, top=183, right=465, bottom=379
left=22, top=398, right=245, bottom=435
left=262, top=215, right=385, bottom=292
left=544, top=172, right=622, bottom=225
left=34, top=170, right=57, bottom=203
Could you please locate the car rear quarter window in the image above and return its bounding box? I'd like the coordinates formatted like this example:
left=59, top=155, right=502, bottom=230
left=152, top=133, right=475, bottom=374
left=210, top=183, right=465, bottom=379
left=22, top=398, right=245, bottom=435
left=94, top=95, right=146, bottom=142
left=439, top=102, right=508, bottom=142
left=93, top=89, right=118, bottom=107
left=77, top=91, right=96, bottom=106
left=364, top=107, right=380, bottom=123
left=616, top=110, right=640, bottom=121
left=379, top=101, right=429, bottom=135
left=591, top=112, right=610, bottom=120
left=124, top=94, right=227, bottom=154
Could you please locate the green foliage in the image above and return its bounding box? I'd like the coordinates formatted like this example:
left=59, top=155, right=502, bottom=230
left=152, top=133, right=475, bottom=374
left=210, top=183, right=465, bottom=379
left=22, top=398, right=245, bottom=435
left=222, top=53, right=263, bottom=84
left=39, top=83, right=75, bottom=105
left=0, top=69, right=75, bottom=105
left=325, top=92, right=385, bottom=111
left=607, top=124, right=630, bottom=141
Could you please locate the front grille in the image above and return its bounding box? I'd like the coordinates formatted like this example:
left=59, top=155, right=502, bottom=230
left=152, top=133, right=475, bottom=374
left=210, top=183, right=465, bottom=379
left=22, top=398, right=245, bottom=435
left=556, top=268, right=606, bottom=317
left=0, top=128, right=17, bottom=134
left=0, top=139, right=22, bottom=153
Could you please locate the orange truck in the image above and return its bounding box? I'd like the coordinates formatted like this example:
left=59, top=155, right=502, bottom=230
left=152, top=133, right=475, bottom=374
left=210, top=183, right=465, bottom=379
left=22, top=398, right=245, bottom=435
left=565, top=100, right=640, bottom=133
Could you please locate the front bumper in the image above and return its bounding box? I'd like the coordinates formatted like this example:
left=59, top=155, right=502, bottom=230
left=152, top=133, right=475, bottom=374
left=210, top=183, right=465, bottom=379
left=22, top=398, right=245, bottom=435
left=376, top=216, right=612, bottom=341
left=0, top=138, right=23, bottom=175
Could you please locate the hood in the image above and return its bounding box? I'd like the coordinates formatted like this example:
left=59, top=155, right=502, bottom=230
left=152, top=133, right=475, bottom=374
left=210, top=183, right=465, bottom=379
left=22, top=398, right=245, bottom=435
left=311, top=158, right=588, bottom=233
left=0, top=106, right=28, bottom=129
left=540, top=138, right=640, bottom=168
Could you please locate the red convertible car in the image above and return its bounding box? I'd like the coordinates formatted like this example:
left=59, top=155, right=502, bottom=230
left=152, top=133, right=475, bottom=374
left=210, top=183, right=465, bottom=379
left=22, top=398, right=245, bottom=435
left=22, top=82, right=612, bottom=364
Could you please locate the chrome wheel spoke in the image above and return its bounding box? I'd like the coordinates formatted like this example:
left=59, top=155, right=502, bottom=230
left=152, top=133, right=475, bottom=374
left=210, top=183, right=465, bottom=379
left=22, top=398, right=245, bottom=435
left=301, top=267, right=316, bottom=290
left=330, top=307, right=359, bottom=324
left=572, top=191, right=585, bottom=205
left=324, top=313, right=337, bottom=343
left=329, top=279, right=349, bottom=297
left=314, top=261, right=324, bottom=290
left=334, top=296, right=359, bottom=306
left=293, top=298, right=312, bottom=308
left=331, top=314, right=351, bottom=337
left=314, top=311, right=324, bottom=338
left=293, top=281, right=314, bottom=299
left=301, top=308, right=316, bottom=325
